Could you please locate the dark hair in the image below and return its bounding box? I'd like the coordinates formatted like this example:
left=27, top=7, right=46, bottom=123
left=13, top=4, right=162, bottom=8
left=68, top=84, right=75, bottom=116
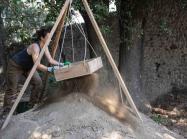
left=33, top=26, right=52, bottom=41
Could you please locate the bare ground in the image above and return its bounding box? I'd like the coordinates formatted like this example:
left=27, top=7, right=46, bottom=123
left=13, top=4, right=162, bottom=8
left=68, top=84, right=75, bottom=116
left=150, top=90, right=187, bottom=138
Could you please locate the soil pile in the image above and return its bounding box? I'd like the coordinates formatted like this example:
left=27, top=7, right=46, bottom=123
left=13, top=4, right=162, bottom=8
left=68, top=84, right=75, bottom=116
left=0, top=93, right=184, bottom=139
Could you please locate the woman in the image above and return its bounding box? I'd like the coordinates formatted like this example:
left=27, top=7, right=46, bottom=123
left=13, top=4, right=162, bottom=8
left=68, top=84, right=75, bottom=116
left=3, top=26, right=62, bottom=113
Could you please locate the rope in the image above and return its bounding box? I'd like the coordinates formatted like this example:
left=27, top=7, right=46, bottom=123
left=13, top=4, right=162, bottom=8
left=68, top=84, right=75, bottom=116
left=84, top=29, right=87, bottom=63
left=58, top=1, right=72, bottom=65
left=70, top=21, right=75, bottom=62
left=68, top=3, right=75, bottom=62
left=71, top=13, right=87, bottom=62
left=75, top=19, right=98, bottom=57
left=119, top=83, right=124, bottom=104
left=58, top=23, right=68, bottom=65
left=58, top=3, right=98, bottom=64
left=74, top=21, right=98, bottom=57
left=71, top=10, right=97, bottom=57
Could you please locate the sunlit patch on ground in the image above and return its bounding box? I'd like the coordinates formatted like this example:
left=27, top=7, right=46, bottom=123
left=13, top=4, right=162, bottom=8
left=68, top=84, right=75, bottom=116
left=150, top=91, right=187, bottom=138
left=101, top=131, right=124, bottom=139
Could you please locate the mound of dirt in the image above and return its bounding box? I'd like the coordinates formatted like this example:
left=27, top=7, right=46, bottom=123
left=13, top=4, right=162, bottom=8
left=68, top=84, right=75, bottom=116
left=0, top=93, right=184, bottom=139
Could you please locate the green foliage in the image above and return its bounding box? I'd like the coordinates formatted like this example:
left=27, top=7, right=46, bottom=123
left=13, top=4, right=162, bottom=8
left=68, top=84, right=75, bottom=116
left=91, top=2, right=111, bottom=34
left=72, top=0, right=109, bottom=23
left=72, top=0, right=84, bottom=12
left=2, top=0, right=110, bottom=46
left=73, top=0, right=110, bottom=34
left=92, top=2, right=109, bottom=22
left=44, top=0, right=65, bottom=22
left=3, top=0, right=49, bottom=46
left=101, top=25, right=112, bottom=34
left=151, top=114, right=170, bottom=125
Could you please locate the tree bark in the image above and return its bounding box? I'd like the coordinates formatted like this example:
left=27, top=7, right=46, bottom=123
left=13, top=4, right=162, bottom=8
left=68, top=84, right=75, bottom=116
left=118, top=0, right=150, bottom=113
left=0, top=7, right=7, bottom=86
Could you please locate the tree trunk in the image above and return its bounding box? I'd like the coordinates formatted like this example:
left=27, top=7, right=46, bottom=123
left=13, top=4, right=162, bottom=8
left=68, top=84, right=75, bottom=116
left=0, top=7, right=7, bottom=86
left=118, top=0, right=150, bottom=113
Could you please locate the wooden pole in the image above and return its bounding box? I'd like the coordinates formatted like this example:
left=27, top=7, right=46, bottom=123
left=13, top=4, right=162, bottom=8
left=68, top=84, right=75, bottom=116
left=40, top=8, right=68, bottom=100
left=1, top=0, right=71, bottom=130
left=52, top=10, right=68, bottom=58
left=82, top=0, right=142, bottom=120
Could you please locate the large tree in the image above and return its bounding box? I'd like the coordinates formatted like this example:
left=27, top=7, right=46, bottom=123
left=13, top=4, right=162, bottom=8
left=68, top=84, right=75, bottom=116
left=118, top=0, right=150, bottom=113
left=0, top=3, right=7, bottom=86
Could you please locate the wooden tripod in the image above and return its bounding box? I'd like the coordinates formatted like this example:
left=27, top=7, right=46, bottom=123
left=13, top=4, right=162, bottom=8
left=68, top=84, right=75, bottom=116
left=1, top=0, right=141, bottom=130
